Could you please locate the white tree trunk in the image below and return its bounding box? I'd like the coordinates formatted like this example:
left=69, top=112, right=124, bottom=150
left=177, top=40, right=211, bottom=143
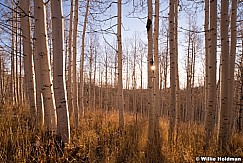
left=218, top=0, right=230, bottom=149
left=72, top=0, right=79, bottom=128
left=153, top=0, right=160, bottom=137
left=204, top=0, right=209, bottom=121
left=228, top=0, right=237, bottom=133
left=51, top=0, right=70, bottom=143
left=168, top=0, right=176, bottom=145
left=204, top=0, right=217, bottom=145
left=34, top=0, right=57, bottom=133
left=80, top=0, right=90, bottom=117
left=19, top=0, right=37, bottom=121
left=117, top=0, right=124, bottom=128
left=67, top=0, right=74, bottom=121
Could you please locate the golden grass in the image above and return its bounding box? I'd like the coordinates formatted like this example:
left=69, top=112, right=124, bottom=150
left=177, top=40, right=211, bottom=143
left=0, top=103, right=242, bottom=162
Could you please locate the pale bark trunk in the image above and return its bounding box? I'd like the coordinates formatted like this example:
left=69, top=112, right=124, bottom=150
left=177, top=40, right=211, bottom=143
left=51, top=0, right=70, bottom=143
left=168, top=0, right=176, bottom=145
left=204, top=0, right=217, bottom=145
left=67, top=0, right=74, bottom=120
left=15, top=21, right=19, bottom=105
left=147, top=0, right=154, bottom=147
left=117, top=0, right=124, bottom=128
left=153, top=0, right=160, bottom=136
left=33, top=37, right=44, bottom=127
left=72, top=0, right=79, bottom=128
left=20, top=0, right=37, bottom=123
left=80, top=0, right=90, bottom=117
left=186, top=31, right=192, bottom=122
left=11, top=2, right=16, bottom=104
left=34, top=0, right=57, bottom=133
left=228, top=0, right=237, bottom=133
left=175, top=0, right=180, bottom=126
left=240, top=33, right=243, bottom=131
left=218, top=0, right=230, bottom=149
left=88, top=38, right=93, bottom=110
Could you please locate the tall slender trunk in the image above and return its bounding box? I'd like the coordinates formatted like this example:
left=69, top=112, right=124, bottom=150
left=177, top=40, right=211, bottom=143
left=93, top=46, right=97, bottom=110
left=218, top=0, right=230, bottom=150
left=72, top=0, right=79, bottom=128
left=175, top=0, right=180, bottom=126
left=147, top=0, right=154, bottom=148
left=88, top=38, right=93, bottom=110
left=153, top=0, right=160, bottom=136
left=228, top=0, right=237, bottom=132
left=11, top=2, right=16, bottom=104
left=168, top=0, right=176, bottom=145
left=51, top=0, right=70, bottom=143
left=20, top=0, right=37, bottom=123
left=117, top=0, right=124, bottom=128
left=204, top=0, right=217, bottom=146
left=15, top=19, right=19, bottom=105
left=34, top=0, right=57, bottom=133
left=204, top=0, right=209, bottom=124
left=67, top=0, right=74, bottom=121
left=80, top=0, right=90, bottom=117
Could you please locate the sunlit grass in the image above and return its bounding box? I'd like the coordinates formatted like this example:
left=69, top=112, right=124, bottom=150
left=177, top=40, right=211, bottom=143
left=0, top=103, right=242, bottom=162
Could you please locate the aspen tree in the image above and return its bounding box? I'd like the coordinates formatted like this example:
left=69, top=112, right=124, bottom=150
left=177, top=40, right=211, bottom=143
left=11, top=2, right=16, bottom=104
left=147, top=0, right=154, bottom=148
left=240, top=31, right=243, bottom=132
left=153, top=0, right=160, bottom=137
left=175, top=0, right=180, bottom=125
left=51, top=0, right=70, bottom=143
left=80, top=0, right=90, bottom=117
left=204, top=0, right=217, bottom=145
left=132, top=35, right=137, bottom=115
left=88, top=37, right=93, bottom=110
left=19, top=0, right=36, bottom=122
left=34, top=20, right=44, bottom=127
left=72, top=0, right=79, bottom=128
left=117, top=0, right=124, bottom=128
left=93, top=45, right=97, bottom=110
left=228, top=0, right=237, bottom=132
left=168, top=0, right=176, bottom=145
left=218, top=0, right=230, bottom=150
left=67, top=0, right=74, bottom=120
left=34, top=0, right=57, bottom=133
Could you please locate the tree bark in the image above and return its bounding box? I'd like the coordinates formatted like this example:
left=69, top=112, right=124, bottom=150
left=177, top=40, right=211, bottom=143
left=72, top=0, right=79, bottom=128
left=228, top=0, right=237, bottom=133
left=34, top=0, right=57, bottom=133
left=80, top=0, right=90, bottom=117
left=204, top=0, right=217, bottom=146
left=218, top=0, right=230, bottom=150
left=51, top=0, right=70, bottom=143
left=168, top=0, right=176, bottom=146
left=20, top=0, right=37, bottom=121
left=67, top=0, right=74, bottom=121
left=117, top=0, right=124, bottom=128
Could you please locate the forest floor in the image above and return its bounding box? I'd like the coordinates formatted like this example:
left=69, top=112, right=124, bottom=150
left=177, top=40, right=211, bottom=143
left=0, top=103, right=243, bottom=162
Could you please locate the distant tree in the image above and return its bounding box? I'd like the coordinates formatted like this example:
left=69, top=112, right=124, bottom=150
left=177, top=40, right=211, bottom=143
left=117, top=0, right=124, bottom=128
left=72, top=0, right=79, bottom=128
left=67, top=0, right=74, bottom=122
left=80, top=0, right=90, bottom=117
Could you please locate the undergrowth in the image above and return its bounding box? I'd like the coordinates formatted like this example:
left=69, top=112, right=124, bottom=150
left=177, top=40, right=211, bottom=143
left=0, top=103, right=242, bottom=162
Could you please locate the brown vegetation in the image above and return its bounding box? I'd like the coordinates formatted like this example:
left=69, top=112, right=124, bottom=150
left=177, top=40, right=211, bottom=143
left=0, top=103, right=242, bottom=162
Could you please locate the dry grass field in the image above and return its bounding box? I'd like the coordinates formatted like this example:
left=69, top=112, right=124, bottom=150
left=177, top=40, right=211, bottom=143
left=0, top=103, right=243, bottom=162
